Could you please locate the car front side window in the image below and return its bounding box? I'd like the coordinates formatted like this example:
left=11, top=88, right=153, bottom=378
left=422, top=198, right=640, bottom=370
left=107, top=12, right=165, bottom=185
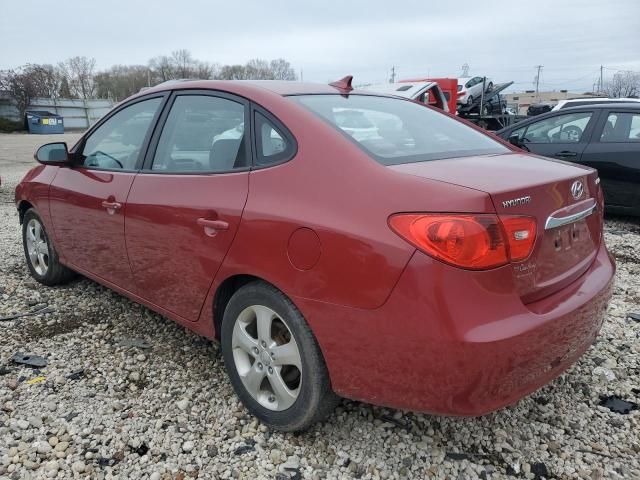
left=79, top=98, right=162, bottom=170
left=523, top=112, right=593, bottom=144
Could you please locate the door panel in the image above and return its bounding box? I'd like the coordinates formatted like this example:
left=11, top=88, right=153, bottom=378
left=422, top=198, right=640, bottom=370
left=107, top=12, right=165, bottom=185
left=579, top=110, right=640, bottom=209
left=50, top=170, right=137, bottom=289
left=125, top=173, right=249, bottom=320
left=49, top=96, right=164, bottom=288
left=124, top=92, right=251, bottom=321
left=520, top=110, right=597, bottom=162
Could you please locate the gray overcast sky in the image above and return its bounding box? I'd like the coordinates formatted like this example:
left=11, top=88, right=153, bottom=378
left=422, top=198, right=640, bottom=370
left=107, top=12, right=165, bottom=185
left=1, top=0, right=639, bottom=92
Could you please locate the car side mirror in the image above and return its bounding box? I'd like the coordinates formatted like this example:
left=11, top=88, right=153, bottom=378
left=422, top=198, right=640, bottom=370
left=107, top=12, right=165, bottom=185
left=507, top=133, right=521, bottom=147
left=34, top=142, right=69, bottom=165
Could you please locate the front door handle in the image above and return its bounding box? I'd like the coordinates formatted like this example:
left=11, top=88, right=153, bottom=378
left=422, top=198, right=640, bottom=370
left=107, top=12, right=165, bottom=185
left=101, top=200, right=122, bottom=214
left=197, top=218, right=229, bottom=236
left=555, top=151, right=577, bottom=158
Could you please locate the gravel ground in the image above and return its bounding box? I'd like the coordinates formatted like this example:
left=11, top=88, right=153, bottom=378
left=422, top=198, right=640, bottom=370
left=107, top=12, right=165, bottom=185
left=0, top=132, right=639, bottom=480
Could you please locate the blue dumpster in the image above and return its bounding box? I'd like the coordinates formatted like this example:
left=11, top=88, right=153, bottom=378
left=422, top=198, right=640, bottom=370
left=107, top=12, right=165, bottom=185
left=25, top=111, right=64, bottom=134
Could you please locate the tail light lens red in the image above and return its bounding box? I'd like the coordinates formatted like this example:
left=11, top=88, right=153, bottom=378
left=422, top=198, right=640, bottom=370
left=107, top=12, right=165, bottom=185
left=389, top=213, right=536, bottom=270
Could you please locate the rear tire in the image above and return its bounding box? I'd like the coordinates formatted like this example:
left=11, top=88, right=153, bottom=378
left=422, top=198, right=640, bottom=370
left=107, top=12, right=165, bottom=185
left=22, top=209, right=74, bottom=286
left=221, top=281, right=338, bottom=431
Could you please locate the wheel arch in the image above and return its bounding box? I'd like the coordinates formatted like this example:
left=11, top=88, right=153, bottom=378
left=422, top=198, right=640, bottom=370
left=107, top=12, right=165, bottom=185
left=17, top=200, right=34, bottom=224
left=212, top=274, right=285, bottom=340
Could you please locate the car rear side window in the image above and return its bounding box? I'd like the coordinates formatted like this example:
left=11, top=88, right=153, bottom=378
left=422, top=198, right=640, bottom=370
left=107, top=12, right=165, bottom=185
left=254, top=111, right=295, bottom=167
left=151, top=95, right=247, bottom=172
left=289, top=94, right=508, bottom=165
left=600, top=112, right=640, bottom=142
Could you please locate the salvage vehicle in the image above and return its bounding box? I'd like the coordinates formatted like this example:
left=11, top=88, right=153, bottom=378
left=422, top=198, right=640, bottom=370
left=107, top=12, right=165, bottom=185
left=361, top=81, right=449, bottom=112
left=16, top=76, right=615, bottom=431
left=497, top=103, right=640, bottom=216
left=457, top=76, right=493, bottom=106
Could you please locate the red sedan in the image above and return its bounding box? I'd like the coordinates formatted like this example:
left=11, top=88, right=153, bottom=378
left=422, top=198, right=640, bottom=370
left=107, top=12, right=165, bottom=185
left=15, top=78, right=615, bottom=431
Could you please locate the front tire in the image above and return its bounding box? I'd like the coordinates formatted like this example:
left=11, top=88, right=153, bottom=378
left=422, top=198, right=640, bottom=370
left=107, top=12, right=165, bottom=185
left=22, top=209, right=74, bottom=286
left=221, top=281, right=338, bottom=431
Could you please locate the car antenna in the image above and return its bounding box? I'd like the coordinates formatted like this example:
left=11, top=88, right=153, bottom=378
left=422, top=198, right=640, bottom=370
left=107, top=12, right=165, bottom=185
left=329, top=75, right=354, bottom=93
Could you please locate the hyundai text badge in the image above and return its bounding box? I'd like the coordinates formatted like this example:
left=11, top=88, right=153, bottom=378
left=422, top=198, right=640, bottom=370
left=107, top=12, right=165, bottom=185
left=571, top=180, right=584, bottom=200
left=502, top=195, right=531, bottom=208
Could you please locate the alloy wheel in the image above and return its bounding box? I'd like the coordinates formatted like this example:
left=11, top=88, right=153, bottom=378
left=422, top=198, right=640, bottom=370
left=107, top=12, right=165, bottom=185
left=26, top=218, right=49, bottom=276
left=231, top=305, right=302, bottom=411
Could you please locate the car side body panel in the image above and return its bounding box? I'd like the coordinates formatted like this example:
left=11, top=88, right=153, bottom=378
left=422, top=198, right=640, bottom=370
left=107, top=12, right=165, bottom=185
left=125, top=172, right=250, bottom=321
left=48, top=168, right=138, bottom=290
left=196, top=92, right=495, bottom=333
left=293, top=242, right=613, bottom=414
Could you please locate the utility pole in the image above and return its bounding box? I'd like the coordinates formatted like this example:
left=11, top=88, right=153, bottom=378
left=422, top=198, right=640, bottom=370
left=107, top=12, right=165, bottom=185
left=534, top=65, right=543, bottom=100
left=300, top=69, right=303, bottom=82
left=599, top=65, right=604, bottom=93
left=389, top=66, right=396, bottom=83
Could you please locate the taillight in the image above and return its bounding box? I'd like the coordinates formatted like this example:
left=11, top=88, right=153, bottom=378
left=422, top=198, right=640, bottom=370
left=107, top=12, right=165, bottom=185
left=389, top=213, right=536, bottom=270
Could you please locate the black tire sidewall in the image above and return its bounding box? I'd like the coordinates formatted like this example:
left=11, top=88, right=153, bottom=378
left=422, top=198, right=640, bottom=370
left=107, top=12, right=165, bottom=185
left=221, top=283, right=329, bottom=431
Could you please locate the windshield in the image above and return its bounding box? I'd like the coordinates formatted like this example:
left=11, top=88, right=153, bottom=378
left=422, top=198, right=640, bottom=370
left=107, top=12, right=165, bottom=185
left=290, top=94, right=508, bottom=165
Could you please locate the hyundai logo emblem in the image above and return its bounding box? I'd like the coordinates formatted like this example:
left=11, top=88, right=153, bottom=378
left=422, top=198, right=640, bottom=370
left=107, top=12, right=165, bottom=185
left=571, top=180, right=584, bottom=200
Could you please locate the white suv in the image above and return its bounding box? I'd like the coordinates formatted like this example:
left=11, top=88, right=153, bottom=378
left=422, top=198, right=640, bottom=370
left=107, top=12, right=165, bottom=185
left=552, top=97, right=640, bottom=111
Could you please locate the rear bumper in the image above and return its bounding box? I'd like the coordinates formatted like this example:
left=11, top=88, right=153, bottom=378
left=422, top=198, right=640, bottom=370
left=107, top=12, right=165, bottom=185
left=296, top=242, right=615, bottom=415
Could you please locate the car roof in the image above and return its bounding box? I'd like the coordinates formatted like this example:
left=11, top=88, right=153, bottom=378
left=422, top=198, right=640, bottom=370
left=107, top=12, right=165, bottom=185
left=560, top=97, right=640, bottom=103
left=138, top=79, right=382, bottom=97
left=560, top=102, right=640, bottom=111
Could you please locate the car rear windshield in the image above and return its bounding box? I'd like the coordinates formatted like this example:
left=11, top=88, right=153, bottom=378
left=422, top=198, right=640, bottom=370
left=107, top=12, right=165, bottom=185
left=289, top=94, right=508, bottom=165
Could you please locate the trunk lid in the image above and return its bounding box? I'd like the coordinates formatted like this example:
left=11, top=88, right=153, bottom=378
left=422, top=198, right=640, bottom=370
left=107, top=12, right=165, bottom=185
left=388, top=153, right=603, bottom=302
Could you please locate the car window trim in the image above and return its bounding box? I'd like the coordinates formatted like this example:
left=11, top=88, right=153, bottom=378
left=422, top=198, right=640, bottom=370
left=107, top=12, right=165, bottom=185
left=250, top=104, right=298, bottom=170
left=140, top=89, right=252, bottom=175
left=70, top=92, right=170, bottom=173
left=595, top=109, right=640, bottom=143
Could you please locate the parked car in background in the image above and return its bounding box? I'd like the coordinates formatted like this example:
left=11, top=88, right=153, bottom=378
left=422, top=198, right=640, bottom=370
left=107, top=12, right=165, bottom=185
left=361, top=81, right=449, bottom=112
left=479, top=96, right=507, bottom=115
left=497, top=103, right=640, bottom=215
left=527, top=103, right=554, bottom=116
left=16, top=79, right=614, bottom=432
left=457, top=76, right=493, bottom=106
left=552, top=97, right=640, bottom=111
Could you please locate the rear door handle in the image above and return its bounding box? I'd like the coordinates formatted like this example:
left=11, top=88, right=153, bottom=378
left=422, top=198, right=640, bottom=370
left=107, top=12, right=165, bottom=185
left=101, top=200, right=122, bottom=214
left=555, top=151, right=577, bottom=158
left=197, top=218, right=229, bottom=236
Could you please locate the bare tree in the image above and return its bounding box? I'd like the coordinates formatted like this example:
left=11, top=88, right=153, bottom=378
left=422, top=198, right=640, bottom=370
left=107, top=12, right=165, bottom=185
left=94, top=65, right=150, bottom=101
left=216, top=59, right=297, bottom=81
left=58, top=56, right=97, bottom=98
left=0, top=64, right=61, bottom=118
left=603, top=71, right=640, bottom=98
left=148, top=55, right=175, bottom=82
left=269, top=59, right=297, bottom=81
left=171, top=49, right=194, bottom=78
left=246, top=59, right=274, bottom=79
left=217, top=64, right=249, bottom=80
